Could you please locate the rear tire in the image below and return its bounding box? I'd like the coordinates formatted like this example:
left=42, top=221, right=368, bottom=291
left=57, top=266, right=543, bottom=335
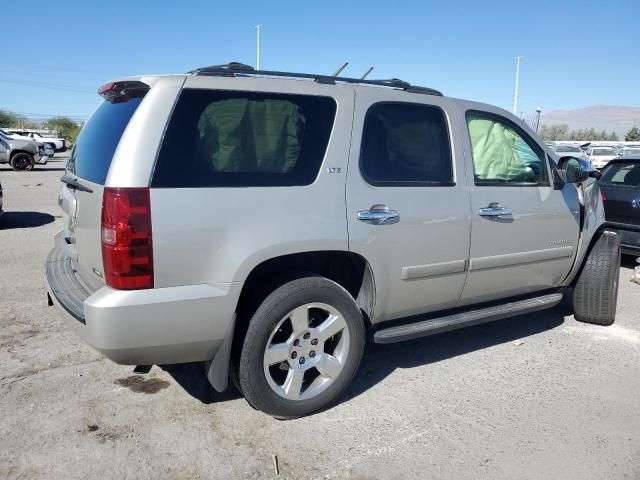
left=573, top=231, right=621, bottom=326
left=10, top=153, right=35, bottom=171
left=238, top=276, right=365, bottom=418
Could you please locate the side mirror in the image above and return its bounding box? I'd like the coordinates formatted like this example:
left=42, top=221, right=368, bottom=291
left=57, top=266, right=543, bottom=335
left=557, top=156, right=592, bottom=183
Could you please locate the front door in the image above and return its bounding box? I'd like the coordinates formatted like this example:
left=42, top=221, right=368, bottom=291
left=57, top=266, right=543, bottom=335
left=347, top=90, right=472, bottom=323
left=458, top=108, right=580, bottom=306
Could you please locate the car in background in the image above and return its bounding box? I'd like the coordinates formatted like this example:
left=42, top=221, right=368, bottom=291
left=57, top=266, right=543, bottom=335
left=619, top=146, right=640, bottom=157
left=587, top=145, right=618, bottom=169
left=0, top=130, right=48, bottom=170
left=552, top=144, right=589, bottom=161
left=6, top=130, right=67, bottom=154
left=599, top=155, right=640, bottom=255
left=0, top=129, right=54, bottom=158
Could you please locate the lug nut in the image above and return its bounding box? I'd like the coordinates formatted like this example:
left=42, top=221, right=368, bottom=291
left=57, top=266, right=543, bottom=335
left=291, top=351, right=297, bottom=359
left=311, top=339, right=318, bottom=345
left=293, top=339, right=300, bottom=346
left=309, top=351, right=316, bottom=358
left=303, top=333, right=311, bottom=340
left=299, top=357, right=306, bottom=365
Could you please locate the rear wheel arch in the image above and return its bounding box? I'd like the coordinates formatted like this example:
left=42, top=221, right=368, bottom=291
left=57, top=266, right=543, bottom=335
left=235, top=250, right=376, bottom=328
left=227, top=251, right=375, bottom=392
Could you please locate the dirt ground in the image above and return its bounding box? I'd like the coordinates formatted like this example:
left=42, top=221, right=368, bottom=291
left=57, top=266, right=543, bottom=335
left=1, top=155, right=639, bottom=480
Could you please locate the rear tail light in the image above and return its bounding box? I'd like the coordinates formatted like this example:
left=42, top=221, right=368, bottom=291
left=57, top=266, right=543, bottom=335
left=101, top=188, right=153, bottom=289
left=601, top=192, right=607, bottom=202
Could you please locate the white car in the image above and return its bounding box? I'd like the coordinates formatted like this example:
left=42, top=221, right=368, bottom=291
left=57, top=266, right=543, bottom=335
left=586, top=146, right=618, bottom=169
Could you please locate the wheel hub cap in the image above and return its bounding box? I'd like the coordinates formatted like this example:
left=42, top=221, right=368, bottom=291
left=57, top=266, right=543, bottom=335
left=263, top=302, right=350, bottom=401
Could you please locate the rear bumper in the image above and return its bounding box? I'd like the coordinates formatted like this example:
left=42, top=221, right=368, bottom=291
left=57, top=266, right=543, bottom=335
left=603, top=222, right=640, bottom=255
left=45, top=246, right=240, bottom=365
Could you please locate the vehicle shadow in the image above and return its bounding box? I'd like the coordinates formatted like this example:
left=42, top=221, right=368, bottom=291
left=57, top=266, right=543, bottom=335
left=341, top=306, right=567, bottom=405
left=0, top=211, right=55, bottom=229
left=163, top=307, right=567, bottom=408
left=161, top=362, right=242, bottom=404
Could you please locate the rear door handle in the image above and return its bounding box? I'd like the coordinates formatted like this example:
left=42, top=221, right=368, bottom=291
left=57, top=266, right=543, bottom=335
left=479, top=203, right=512, bottom=217
left=357, top=205, right=400, bottom=225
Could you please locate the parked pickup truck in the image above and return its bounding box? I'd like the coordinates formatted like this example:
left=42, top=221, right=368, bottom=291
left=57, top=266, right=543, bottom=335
left=46, top=63, right=621, bottom=419
left=0, top=129, right=49, bottom=170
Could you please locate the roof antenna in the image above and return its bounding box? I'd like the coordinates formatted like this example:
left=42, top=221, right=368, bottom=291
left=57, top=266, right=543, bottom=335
left=332, top=62, right=349, bottom=77
left=360, top=66, right=374, bottom=79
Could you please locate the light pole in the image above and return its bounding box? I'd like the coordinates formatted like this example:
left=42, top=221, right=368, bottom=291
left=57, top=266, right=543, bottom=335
left=513, top=56, right=523, bottom=115
left=255, top=24, right=262, bottom=70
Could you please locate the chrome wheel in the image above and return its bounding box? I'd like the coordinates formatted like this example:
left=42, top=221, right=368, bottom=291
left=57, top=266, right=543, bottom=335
left=263, top=302, right=350, bottom=401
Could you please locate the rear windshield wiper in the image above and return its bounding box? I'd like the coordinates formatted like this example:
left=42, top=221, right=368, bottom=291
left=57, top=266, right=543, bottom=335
left=61, top=174, right=93, bottom=193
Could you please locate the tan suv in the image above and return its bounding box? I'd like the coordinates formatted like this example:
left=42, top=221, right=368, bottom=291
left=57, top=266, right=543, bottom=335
left=46, top=63, right=620, bottom=418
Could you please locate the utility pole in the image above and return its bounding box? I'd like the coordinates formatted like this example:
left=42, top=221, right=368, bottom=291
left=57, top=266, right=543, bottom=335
left=255, top=24, right=262, bottom=69
left=513, top=56, right=522, bottom=115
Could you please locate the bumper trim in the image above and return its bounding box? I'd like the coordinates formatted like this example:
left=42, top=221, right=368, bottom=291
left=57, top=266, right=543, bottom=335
left=45, top=246, right=90, bottom=323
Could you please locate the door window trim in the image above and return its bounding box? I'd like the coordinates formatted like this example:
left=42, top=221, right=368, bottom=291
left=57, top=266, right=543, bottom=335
left=359, top=101, right=456, bottom=187
left=465, top=109, right=551, bottom=187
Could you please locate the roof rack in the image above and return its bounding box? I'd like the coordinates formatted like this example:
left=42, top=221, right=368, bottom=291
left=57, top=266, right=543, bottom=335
left=189, top=62, right=443, bottom=96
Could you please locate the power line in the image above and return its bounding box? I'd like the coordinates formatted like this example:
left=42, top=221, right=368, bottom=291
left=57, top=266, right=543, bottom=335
left=0, top=77, right=95, bottom=94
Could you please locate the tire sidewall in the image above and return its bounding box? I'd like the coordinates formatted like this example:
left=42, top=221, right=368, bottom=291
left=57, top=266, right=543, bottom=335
left=239, top=276, right=365, bottom=418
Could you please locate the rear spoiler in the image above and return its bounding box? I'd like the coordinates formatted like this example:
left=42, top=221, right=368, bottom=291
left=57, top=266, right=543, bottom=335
left=98, top=81, right=149, bottom=102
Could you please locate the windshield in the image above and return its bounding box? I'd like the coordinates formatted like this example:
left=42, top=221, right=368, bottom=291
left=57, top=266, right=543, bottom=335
left=556, top=145, right=581, bottom=153
left=592, top=148, right=615, bottom=156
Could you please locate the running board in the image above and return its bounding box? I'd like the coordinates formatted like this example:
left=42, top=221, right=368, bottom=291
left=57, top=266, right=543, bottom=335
left=373, top=292, right=563, bottom=344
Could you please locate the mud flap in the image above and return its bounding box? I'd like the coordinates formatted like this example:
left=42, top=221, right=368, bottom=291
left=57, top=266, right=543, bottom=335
left=205, top=313, right=236, bottom=392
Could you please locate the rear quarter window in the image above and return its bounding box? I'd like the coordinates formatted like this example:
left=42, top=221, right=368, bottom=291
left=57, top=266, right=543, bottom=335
left=152, top=89, right=337, bottom=188
left=600, top=162, right=640, bottom=187
left=67, top=97, right=143, bottom=184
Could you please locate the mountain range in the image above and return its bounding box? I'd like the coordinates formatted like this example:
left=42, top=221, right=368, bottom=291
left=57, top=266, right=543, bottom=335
left=537, top=105, right=640, bottom=138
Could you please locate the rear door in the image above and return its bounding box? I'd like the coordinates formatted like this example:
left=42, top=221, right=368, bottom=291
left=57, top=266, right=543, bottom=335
left=346, top=90, right=472, bottom=323
left=458, top=107, right=580, bottom=306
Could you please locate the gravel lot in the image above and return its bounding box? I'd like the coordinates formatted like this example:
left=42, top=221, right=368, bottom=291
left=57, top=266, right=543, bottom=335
left=1, top=155, right=639, bottom=480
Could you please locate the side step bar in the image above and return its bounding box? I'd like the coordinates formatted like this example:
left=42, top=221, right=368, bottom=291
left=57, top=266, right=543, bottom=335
left=373, top=292, right=563, bottom=344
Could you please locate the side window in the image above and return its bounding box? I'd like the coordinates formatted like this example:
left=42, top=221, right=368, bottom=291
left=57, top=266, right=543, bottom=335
left=360, top=102, right=453, bottom=186
left=153, top=89, right=337, bottom=188
left=466, top=112, right=547, bottom=185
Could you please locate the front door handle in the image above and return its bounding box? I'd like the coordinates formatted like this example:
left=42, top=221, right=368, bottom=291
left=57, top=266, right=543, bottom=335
left=357, top=205, right=400, bottom=225
left=479, top=202, right=512, bottom=217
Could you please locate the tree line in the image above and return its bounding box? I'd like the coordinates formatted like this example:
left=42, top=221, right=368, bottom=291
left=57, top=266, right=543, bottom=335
left=539, top=124, right=640, bottom=142
left=0, top=109, right=82, bottom=143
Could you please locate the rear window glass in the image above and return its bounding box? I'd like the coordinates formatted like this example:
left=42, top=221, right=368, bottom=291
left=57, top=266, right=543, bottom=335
left=600, top=162, right=640, bottom=187
left=152, top=89, right=337, bottom=187
left=66, top=97, right=143, bottom=184
left=360, top=102, right=453, bottom=185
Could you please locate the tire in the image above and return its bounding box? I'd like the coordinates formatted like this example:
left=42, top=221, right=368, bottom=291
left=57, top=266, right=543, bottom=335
left=238, top=276, right=365, bottom=418
left=573, top=231, right=621, bottom=326
left=10, top=152, right=35, bottom=171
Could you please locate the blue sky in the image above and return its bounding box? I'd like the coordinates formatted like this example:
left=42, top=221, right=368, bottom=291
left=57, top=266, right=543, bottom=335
left=2, top=0, right=638, bottom=122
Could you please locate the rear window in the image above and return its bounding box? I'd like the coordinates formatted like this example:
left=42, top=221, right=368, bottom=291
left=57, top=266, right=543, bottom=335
left=360, top=102, right=453, bottom=185
left=600, top=162, right=640, bottom=187
left=66, top=97, right=143, bottom=184
left=592, top=148, right=615, bottom=156
left=556, top=145, right=580, bottom=153
left=152, top=89, right=337, bottom=188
